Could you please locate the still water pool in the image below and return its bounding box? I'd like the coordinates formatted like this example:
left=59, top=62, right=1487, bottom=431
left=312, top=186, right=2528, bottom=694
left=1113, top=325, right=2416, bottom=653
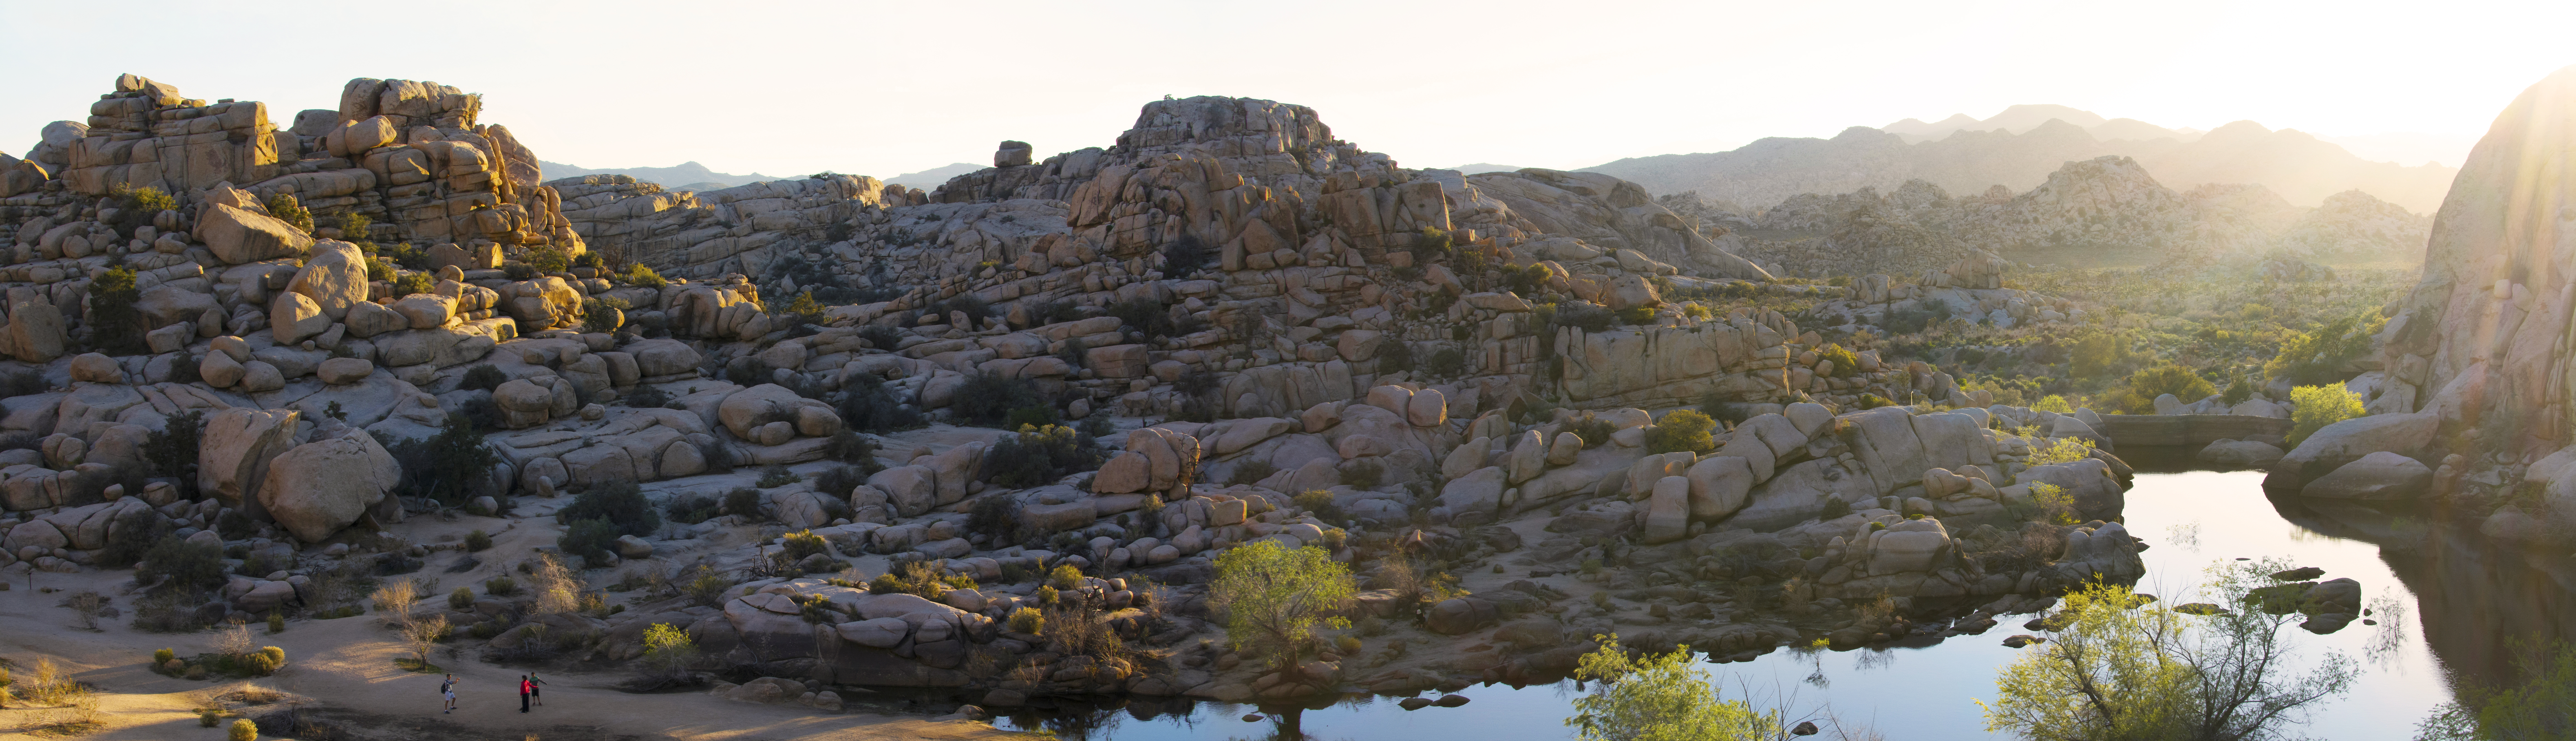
left=996, top=462, right=2576, bottom=740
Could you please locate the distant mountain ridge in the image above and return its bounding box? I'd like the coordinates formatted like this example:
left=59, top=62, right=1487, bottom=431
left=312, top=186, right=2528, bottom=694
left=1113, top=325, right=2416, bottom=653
left=1585, top=104, right=2457, bottom=214
left=537, top=160, right=779, bottom=190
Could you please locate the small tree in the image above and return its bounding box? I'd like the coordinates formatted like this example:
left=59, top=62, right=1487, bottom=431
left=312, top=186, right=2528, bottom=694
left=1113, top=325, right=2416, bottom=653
left=1979, top=561, right=2358, bottom=741
left=642, top=622, right=699, bottom=681
left=2417, top=640, right=2576, bottom=740
left=402, top=615, right=449, bottom=668
left=1210, top=540, right=1356, bottom=671
left=530, top=555, right=581, bottom=614
left=371, top=581, right=419, bottom=627
left=2287, top=384, right=2364, bottom=447
left=1566, top=634, right=1783, bottom=741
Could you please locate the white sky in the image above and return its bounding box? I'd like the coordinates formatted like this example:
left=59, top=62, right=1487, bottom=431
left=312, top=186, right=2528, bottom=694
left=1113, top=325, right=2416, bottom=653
left=3, top=0, right=2568, bottom=179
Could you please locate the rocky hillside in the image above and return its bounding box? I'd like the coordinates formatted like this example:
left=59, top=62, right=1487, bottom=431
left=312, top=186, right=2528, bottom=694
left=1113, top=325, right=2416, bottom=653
left=1588, top=116, right=2459, bottom=215
left=1665, top=156, right=2431, bottom=277
left=2308, top=66, right=2576, bottom=531
left=0, top=74, right=2150, bottom=722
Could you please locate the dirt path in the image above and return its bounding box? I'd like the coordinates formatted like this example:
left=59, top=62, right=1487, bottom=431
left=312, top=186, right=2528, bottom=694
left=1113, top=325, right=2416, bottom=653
left=0, top=570, right=1021, bottom=740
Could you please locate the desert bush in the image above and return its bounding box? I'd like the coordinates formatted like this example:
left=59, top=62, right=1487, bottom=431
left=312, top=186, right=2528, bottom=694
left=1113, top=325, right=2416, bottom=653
left=2118, top=363, right=2218, bottom=414
left=1161, top=234, right=1211, bottom=275
left=144, top=409, right=204, bottom=478
left=1338, top=459, right=1383, bottom=489
left=723, top=487, right=762, bottom=517
left=230, top=718, right=258, bottom=741
left=529, top=555, right=582, bottom=614
left=780, top=530, right=830, bottom=561
left=1211, top=540, right=1356, bottom=671
left=1293, top=489, right=1338, bottom=520
left=2025, top=436, right=2097, bottom=467
left=986, top=424, right=1104, bottom=488
left=459, top=364, right=507, bottom=392
left=1007, top=606, right=1045, bottom=634
left=448, top=587, right=476, bottom=610
left=1228, top=459, right=1278, bottom=486
left=622, top=384, right=672, bottom=409
left=558, top=519, right=621, bottom=563
left=556, top=479, right=659, bottom=537
left=372, top=581, right=420, bottom=625
left=952, top=373, right=1048, bottom=427
left=464, top=530, right=493, bottom=552
left=1643, top=409, right=1717, bottom=454
left=1105, top=298, right=1175, bottom=339
left=837, top=374, right=924, bottom=433
left=2289, top=384, right=2365, bottom=447
left=1564, top=415, right=1617, bottom=447
left=88, top=267, right=145, bottom=354
left=1425, top=348, right=1466, bottom=377
left=100, top=507, right=172, bottom=568
left=755, top=465, right=799, bottom=488
left=0, top=371, right=45, bottom=399
left=1815, top=343, right=1861, bottom=377
left=642, top=622, right=698, bottom=681
left=484, top=576, right=519, bottom=597
left=2033, top=394, right=2075, bottom=413
left=968, top=496, right=1025, bottom=543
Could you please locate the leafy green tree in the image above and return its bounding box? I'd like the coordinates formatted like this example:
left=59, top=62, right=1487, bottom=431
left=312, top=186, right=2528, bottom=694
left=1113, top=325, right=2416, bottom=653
left=2071, top=333, right=2126, bottom=381
left=1210, top=540, right=1355, bottom=671
left=1567, top=634, right=1783, bottom=741
left=2417, top=640, right=2576, bottom=740
left=1980, top=560, right=2358, bottom=741
left=642, top=622, right=699, bottom=681
left=2288, top=385, right=2365, bottom=447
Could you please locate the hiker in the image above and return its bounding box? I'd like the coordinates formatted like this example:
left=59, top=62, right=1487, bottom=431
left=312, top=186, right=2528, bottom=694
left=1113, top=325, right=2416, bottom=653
left=528, top=672, right=548, bottom=706
left=440, top=674, right=456, bottom=714
left=518, top=675, right=531, bottom=713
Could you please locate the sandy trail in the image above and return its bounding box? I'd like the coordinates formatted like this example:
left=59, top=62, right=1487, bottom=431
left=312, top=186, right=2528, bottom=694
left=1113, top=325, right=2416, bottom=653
left=0, top=568, right=1020, bottom=740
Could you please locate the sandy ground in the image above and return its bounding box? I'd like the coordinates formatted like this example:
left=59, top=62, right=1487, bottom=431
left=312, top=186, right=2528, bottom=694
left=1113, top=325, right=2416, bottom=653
left=0, top=549, right=1023, bottom=740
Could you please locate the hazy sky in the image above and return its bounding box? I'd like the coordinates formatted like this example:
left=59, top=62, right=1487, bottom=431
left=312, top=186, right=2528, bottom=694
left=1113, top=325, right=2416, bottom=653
left=4, top=0, right=2568, bottom=180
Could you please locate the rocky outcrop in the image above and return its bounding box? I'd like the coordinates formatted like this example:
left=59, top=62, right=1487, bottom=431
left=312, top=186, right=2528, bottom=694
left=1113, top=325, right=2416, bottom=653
left=256, top=425, right=403, bottom=542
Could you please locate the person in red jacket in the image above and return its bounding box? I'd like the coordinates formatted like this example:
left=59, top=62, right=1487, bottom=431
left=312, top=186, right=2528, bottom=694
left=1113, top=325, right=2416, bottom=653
left=518, top=675, right=531, bottom=713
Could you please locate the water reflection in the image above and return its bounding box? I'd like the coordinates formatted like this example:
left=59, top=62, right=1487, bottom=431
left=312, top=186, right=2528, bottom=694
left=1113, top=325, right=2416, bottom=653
left=983, top=456, right=2575, bottom=740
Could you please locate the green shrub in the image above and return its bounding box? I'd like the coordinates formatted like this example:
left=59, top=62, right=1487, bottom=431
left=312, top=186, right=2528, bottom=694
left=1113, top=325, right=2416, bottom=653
left=264, top=193, right=312, bottom=232
left=968, top=496, right=1024, bottom=543
left=2263, top=311, right=2386, bottom=387
left=139, top=535, right=226, bottom=589
left=88, top=267, right=145, bottom=354
left=2119, top=363, right=2219, bottom=415
left=1815, top=343, right=1861, bottom=377
left=1643, top=409, right=1716, bottom=454
left=266, top=611, right=284, bottom=634
left=1229, top=459, right=1278, bottom=486
left=1105, top=298, right=1175, bottom=338
left=620, top=263, right=667, bottom=289
left=986, top=424, right=1102, bottom=488
left=2288, top=384, right=2364, bottom=447
left=464, top=530, right=492, bottom=552
left=379, top=414, right=501, bottom=505
left=1615, top=306, right=1655, bottom=325
left=2070, top=332, right=2126, bottom=381
left=229, top=717, right=258, bottom=741
left=838, top=374, right=925, bottom=433
left=2221, top=377, right=2257, bottom=406
left=1338, top=460, right=1382, bottom=489
left=154, top=648, right=175, bottom=664
left=1293, top=489, right=1338, bottom=520
left=449, top=587, right=475, bottom=610
left=558, top=519, right=621, bottom=562
left=1856, top=393, right=1896, bottom=410
left=1557, top=303, right=1615, bottom=333
left=523, top=246, right=570, bottom=273
left=1425, top=348, right=1466, bottom=377
left=1007, top=606, right=1045, bottom=634
left=484, top=576, right=519, bottom=596
left=723, top=487, right=762, bottom=517
left=1564, top=415, right=1616, bottom=447
left=557, top=479, right=659, bottom=536
left=781, top=530, right=830, bottom=560
left=460, top=364, right=507, bottom=391
left=951, top=373, right=1048, bottom=427
left=1048, top=564, right=1085, bottom=590
left=1377, top=339, right=1415, bottom=373
left=2034, top=395, right=2075, bottom=413
left=755, top=465, right=799, bottom=488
